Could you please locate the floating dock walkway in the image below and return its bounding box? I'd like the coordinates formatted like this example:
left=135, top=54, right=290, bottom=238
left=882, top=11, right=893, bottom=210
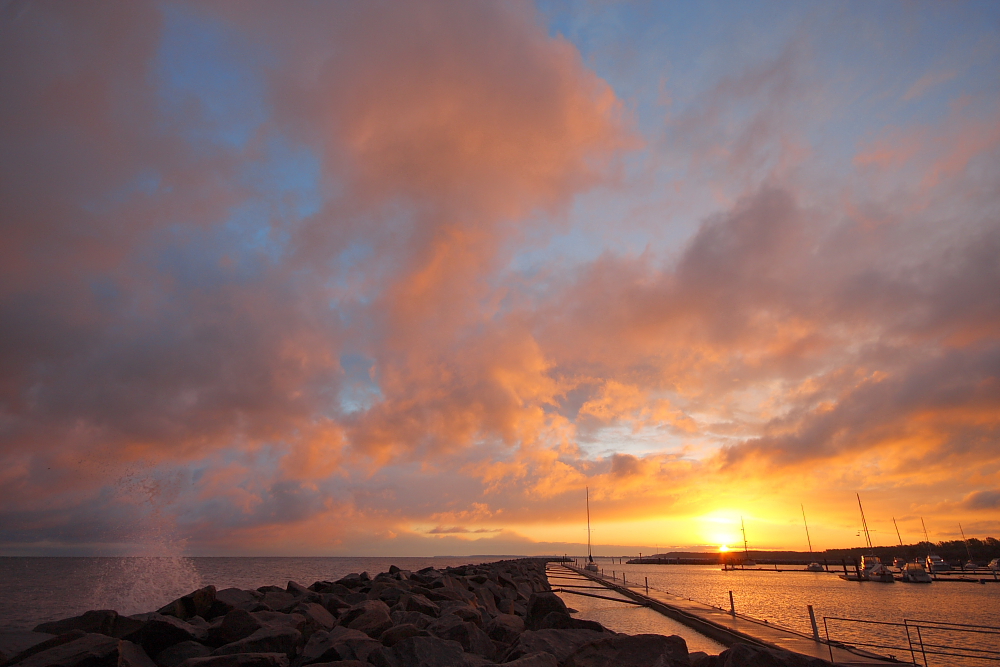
left=548, top=563, right=898, bottom=666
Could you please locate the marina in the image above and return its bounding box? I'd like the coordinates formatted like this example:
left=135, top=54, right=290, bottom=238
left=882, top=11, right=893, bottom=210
left=550, top=561, right=1000, bottom=666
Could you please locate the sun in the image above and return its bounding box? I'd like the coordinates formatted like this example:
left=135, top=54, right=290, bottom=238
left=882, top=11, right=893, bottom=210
left=719, top=545, right=730, bottom=553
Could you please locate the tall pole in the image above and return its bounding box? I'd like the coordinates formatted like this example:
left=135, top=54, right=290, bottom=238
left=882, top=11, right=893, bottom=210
left=959, top=523, right=973, bottom=563
left=921, top=517, right=931, bottom=556
left=857, top=493, right=873, bottom=549
left=801, top=504, right=814, bottom=554
left=586, top=487, right=593, bottom=563
left=892, top=517, right=903, bottom=547
left=741, top=517, right=750, bottom=556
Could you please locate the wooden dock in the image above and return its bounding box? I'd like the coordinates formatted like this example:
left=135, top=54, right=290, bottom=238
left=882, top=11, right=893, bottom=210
left=548, top=563, right=900, bottom=666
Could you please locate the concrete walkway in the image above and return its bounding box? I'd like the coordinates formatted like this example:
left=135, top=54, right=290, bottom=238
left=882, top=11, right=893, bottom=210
left=550, top=564, right=902, bottom=666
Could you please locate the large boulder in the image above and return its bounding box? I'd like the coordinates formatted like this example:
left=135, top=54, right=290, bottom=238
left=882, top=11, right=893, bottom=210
left=564, top=634, right=690, bottom=667
left=389, top=611, right=435, bottom=629
left=118, top=640, right=158, bottom=667
left=504, top=629, right=609, bottom=664
left=428, top=621, right=494, bottom=660
left=215, top=589, right=262, bottom=614
left=536, top=612, right=606, bottom=632
left=715, top=643, right=832, bottom=667
left=177, top=654, right=289, bottom=667
left=261, top=592, right=297, bottom=614
left=397, top=594, right=439, bottom=618
left=368, top=635, right=467, bottom=667
left=0, top=631, right=56, bottom=663
left=3, top=630, right=87, bottom=665
left=296, top=626, right=381, bottom=665
left=158, top=586, right=219, bottom=621
left=154, top=640, right=213, bottom=667
left=502, top=653, right=559, bottom=667
left=379, top=623, right=430, bottom=648
left=337, top=601, right=392, bottom=639
left=211, top=626, right=301, bottom=659
left=289, top=604, right=335, bottom=639
left=208, top=609, right=265, bottom=645
left=525, top=594, right=570, bottom=631
left=13, top=634, right=136, bottom=667
left=33, top=610, right=120, bottom=636
left=124, top=614, right=207, bottom=657
left=485, top=613, right=524, bottom=644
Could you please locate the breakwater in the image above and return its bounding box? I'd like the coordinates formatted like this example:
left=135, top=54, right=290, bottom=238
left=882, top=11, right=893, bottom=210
left=0, top=558, right=838, bottom=667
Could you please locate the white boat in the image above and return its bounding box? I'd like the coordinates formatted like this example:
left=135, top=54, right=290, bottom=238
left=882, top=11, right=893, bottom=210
left=988, top=558, right=1000, bottom=571
left=925, top=554, right=950, bottom=572
left=805, top=562, right=825, bottom=572
left=860, top=554, right=895, bottom=583
left=892, top=556, right=907, bottom=569
left=854, top=495, right=893, bottom=582
left=899, top=561, right=933, bottom=583
left=584, top=487, right=598, bottom=572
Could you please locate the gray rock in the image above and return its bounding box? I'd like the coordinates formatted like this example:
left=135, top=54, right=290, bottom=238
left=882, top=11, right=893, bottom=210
left=158, top=587, right=219, bottom=621
left=536, top=612, right=605, bottom=632
left=717, top=643, right=832, bottom=667
left=368, top=635, right=467, bottom=667
left=261, top=593, right=297, bottom=614
left=389, top=611, right=435, bottom=629
left=501, top=652, right=559, bottom=667
left=14, top=633, right=120, bottom=667
left=0, top=631, right=56, bottom=663
left=215, top=590, right=261, bottom=614
left=209, top=609, right=265, bottom=645
left=379, top=624, right=430, bottom=648
left=525, top=594, right=569, bottom=631
left=3, top=630, right=87, bottom=665
left=337, top=601, right=392, bottom=639
left=178, top=654, right=289, bottom=667
left=398, top=594, right=440, bottom=618
left=154, top=640, right=213, bottom=667
left=286, top=582, right=311, bottom=598
left=484, top=614, right=524, bottom=644
left=118, top=640, right=158, bottom=667
left=124, top=614, right=207, bottom=657
left=33, top=610, right=120, bottom=636
left=564, top=633, right=690, bottom=667
left=430, top=621, right=495, bottom=660
left=295, top=627, right=380, bottom=666
left=504, top=629, right=609, bottom=664
left=289, top=604, right=335, bottom=639
left=211, top=626, right=301, bottom=659
left=689, top=651, right=715, bottom=667
left=437, top=603, right=481, bottom=626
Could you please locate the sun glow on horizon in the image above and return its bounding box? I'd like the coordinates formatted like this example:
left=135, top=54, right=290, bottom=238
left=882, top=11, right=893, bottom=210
left=719, top=544, right=729, bottom=552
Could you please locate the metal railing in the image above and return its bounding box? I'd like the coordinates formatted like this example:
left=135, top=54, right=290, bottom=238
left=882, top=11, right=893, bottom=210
left=823, top=616, right=1000, bottom=666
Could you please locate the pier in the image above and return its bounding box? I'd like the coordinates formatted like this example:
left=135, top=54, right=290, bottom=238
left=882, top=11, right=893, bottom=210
left=548, top=562, right=898, bottom=666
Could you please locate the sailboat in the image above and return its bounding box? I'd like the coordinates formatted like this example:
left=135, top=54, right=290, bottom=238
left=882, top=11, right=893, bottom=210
left=740, top=517, right=756, bottom=567
left=891, top=518, right=906, bottom=569
left=856, top=493, right=894, bottom=582
left=801, top=505, right=824, bottom=571
left=585, top=487, right=598, bottom=572
left=922, top=517, right=949, bottom=573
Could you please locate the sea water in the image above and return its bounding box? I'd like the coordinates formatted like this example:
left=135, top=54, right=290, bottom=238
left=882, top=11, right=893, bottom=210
left=0, top=556, right=493, bottom=631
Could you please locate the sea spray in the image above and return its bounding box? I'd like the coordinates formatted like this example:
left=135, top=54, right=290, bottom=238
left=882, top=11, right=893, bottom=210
left=89, top=465, right=202, bottom=614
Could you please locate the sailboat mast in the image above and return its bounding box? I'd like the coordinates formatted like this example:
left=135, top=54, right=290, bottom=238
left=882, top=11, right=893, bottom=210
left=959, top=523, right=973, bottom=563
left=892, top=517, right=903, bottom=547
left=586, top=486, right=593, bottom=562
left=801, top=504, right=813, bottom=554
left=741, top=516, right=750, bottom=555
left=857, top=493, right=873, bottom=549
left=921, top=517, right=931, bottom=555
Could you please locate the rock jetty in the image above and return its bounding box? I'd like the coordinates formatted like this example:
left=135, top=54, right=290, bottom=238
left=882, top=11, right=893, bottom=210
left=0, top=559, right=830, bottom=667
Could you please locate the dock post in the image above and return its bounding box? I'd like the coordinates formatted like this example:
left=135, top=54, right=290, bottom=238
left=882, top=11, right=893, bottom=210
left=807, top=605, right=819, bottom=640
left=623, top=573, right=626, bottom=585
left=645, top=577, right=648, bottom=594
left=728, top=590, right=735, bottom=616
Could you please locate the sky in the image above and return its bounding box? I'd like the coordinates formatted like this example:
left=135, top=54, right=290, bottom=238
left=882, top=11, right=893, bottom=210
left=1, top=0, right=998, bottom=557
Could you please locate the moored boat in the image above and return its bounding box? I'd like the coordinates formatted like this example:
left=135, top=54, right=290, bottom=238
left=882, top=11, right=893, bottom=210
left=899, top=561, right=933, bottom=583
left=925, top=554, right=950, bottom=572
